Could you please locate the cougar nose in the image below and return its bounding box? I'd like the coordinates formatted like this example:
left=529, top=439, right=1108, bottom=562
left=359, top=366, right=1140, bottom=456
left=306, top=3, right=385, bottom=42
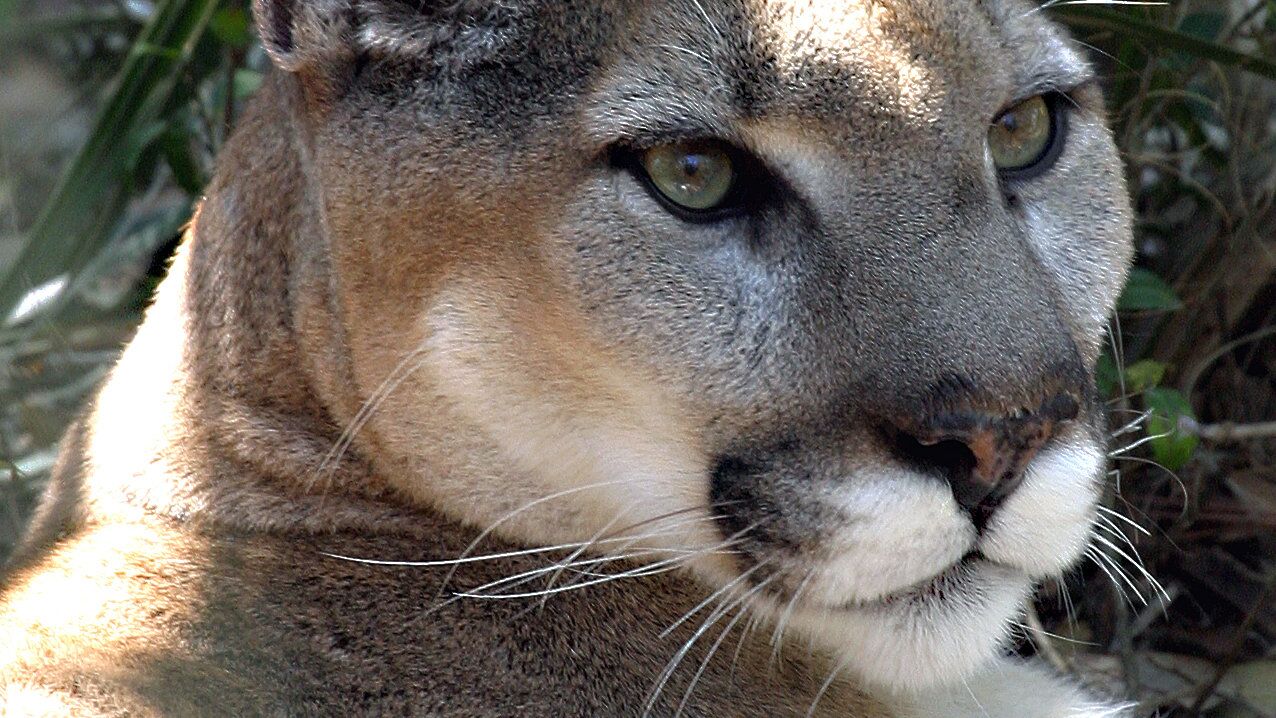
left=892, top=393, right=1079, bottom=527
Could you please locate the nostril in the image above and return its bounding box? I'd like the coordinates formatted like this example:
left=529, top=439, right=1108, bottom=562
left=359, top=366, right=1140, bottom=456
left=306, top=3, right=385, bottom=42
left=885, top=392, right=1077, bottom=528
left=889, top=424, right=1018, bottom=534
left=892, top=432, right=977, bottom=483
left=888, top=429, right=994, bottom=507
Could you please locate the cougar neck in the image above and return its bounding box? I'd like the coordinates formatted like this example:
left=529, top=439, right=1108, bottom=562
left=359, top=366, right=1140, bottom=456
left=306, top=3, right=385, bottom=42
left=71, top=72, right=421, bottom=535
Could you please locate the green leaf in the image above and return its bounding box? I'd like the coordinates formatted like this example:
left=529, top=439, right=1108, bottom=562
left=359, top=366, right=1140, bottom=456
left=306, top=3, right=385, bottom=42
left=1143, top=387, right=1199, bottom=471
left=210, top=7, right=253, bottom=49
left=0, top=0, right=222, bottom=327
left=1055, top=7, right=1276, bottom=83
left=1118, top=268, right=1183, bottom=312
left=1096, top=351, right=1120, bottom=398
left=160, top=126, right=209, bottom=196
left=1179, top=11, right=1227, bottom=42
left=1123, top=360, right=1167, bottom=393
left=124, top=121, right=171, bottom=171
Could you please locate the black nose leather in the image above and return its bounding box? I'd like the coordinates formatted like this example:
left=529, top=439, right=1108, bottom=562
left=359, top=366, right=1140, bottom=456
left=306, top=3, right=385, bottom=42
left=892, top=393, right=1079, bottom=527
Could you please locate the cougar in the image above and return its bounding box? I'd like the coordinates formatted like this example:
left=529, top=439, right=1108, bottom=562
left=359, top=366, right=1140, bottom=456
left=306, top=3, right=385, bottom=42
left=0, top=0, right=1135, bottom=715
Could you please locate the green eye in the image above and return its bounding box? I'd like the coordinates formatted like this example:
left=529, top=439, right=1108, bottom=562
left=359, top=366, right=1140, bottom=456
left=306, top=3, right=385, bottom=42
left=641, top=141, right=737, bottom=213
left=988, top=95, right=1056, bottom=174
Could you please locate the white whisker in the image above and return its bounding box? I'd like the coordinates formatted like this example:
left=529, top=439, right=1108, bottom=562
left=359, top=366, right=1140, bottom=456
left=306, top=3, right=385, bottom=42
left=674, top=576, right=777, bottom=717
left=1107, top=428, right=1176, bottom=457
left=324, top=511, right=720, bottom=569
left=533, top=511, right=733, bottom=596
left=536, top=509, right=634, bottom=606
left=1086, top=547, right=1133, bottom=606
left=1109, top=409, right=1154, bottom=439
left=1025, top=0, right=1166, bottom=18
left=770, top=571, right=813, bottom=666
left=804, top=651, right=854, bottom=718
left=1092, top=527, right=1171, bottom=607
left=454, top=532, right=748, bottom=602
left=437, top=478, right=632, bottom=596
left=660, top=552, right=763, bottom=639
left=460, top=550, right=686, bottom=596
left=452, top=555, right=698, bottom=601
left=1057, top=577, right=1079, bottom=636
left=644, top=561, right=770, bottom=718
left=313, top=345, right=431, bottom=487
left=1097, top=505, right=1151, bottom=536
left=1011, top=620, right=1098, bottom=647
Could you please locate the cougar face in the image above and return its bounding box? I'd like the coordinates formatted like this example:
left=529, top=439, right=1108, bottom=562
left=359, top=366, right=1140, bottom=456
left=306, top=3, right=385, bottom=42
left=270, top=0, right=1132, bottom=690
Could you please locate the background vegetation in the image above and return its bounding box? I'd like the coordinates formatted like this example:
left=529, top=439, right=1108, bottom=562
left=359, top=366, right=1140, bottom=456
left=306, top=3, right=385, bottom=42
left=1, top=1, right=1273, bottom=715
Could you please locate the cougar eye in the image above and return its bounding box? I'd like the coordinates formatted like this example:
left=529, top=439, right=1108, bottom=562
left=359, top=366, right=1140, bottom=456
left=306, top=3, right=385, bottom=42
left=988, top=94, right=1064, bottom=178
left=640, top=140, right=738, bottom=214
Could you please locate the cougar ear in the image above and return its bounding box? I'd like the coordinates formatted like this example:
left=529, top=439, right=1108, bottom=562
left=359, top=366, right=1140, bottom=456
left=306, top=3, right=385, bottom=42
left=251, top=0, right=354, bottom=73
left=253, top=1, right=531, bottom=77
left=356, top=1, right=529, bottom=66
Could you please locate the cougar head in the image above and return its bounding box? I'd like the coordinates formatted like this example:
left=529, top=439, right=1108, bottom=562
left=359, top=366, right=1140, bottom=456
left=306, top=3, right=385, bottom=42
left=252, top=0, right=1133, bottom=690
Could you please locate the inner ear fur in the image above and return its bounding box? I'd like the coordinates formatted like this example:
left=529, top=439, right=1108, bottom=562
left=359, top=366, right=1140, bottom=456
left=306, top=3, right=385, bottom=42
left=357, top=1, right=529, bottom=67
left=252, top=0, right=355, bottom=73
left=252, top=0, right=530, bottom=75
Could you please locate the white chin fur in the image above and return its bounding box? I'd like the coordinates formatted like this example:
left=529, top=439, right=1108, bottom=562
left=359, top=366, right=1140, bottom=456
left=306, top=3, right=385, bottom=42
left=789, top=561, right=1033, bottom=690
left=888, top=657, right=1132, bottom=718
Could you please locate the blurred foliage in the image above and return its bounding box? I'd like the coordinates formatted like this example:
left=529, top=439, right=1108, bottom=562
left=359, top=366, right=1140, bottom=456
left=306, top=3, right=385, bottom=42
left=0, top=0, right=262, bottom=558
left=0, top=1, right=1274, bottom=716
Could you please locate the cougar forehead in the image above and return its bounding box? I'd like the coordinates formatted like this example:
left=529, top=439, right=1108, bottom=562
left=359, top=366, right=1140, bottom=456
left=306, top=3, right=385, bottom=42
left=295, top=0, right=1132, bottom=690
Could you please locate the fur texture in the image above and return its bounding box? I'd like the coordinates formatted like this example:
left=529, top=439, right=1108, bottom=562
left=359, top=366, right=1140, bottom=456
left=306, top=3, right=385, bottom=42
left=1, top=0, right=1133, bottom=715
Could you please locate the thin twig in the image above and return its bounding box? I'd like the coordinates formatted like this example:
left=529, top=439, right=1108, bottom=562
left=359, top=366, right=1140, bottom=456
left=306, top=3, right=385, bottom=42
left=1024, top=604, right=1071, bottom=673
left=1178, top=417, right=1276, bottom=442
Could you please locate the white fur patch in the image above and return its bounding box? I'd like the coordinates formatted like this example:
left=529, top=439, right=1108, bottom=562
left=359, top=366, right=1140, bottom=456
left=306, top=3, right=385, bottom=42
left=981, top=440, right=1103, bottom=577
left=419, top=288, right=725, bottom=558
left=789, top=561, right=1032, bottom=690
left=888, top=657, right=1132, bottom=718
left=781, top=438, right=1104, bottom=691
left=807, top=468, right=974, bottom=604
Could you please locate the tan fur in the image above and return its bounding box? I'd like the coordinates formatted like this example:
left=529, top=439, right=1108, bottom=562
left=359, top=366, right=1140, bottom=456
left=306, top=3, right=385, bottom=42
left=1, top=1, right=1134, bottom=715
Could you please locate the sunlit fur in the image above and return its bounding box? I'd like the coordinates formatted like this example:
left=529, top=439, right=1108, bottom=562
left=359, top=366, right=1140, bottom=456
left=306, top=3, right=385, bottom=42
left=1, top=1, right=1137, bottom=715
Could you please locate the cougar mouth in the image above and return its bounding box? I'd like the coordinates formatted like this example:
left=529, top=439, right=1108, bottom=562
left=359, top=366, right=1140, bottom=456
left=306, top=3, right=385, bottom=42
left=746, top=551, right=1017, bottom=616
left=695, top=433, right=1104, bottom=688
left=834, top=552, right=990, bottom=609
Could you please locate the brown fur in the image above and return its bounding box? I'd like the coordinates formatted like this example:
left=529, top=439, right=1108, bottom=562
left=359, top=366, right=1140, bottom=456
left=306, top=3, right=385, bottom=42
left=1, top=1, right=1134, bottom=715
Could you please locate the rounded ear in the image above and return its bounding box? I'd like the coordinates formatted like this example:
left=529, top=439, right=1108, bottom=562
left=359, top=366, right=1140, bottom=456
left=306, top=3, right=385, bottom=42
left=253, top=1, right=530, bottom=79
left=252, top=0, right=354, bottom=73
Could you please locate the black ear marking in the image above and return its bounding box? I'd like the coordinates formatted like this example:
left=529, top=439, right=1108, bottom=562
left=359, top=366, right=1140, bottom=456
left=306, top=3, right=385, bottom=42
left=268, top=0, right=296, bottom=54
left=252, top=0, right=299, bottom=69
left=251, top=0, right=353, bottom=73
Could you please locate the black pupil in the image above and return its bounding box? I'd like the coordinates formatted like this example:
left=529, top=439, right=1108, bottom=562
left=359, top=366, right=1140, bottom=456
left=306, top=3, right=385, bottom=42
left=681, top=154, right=702, bottom=178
